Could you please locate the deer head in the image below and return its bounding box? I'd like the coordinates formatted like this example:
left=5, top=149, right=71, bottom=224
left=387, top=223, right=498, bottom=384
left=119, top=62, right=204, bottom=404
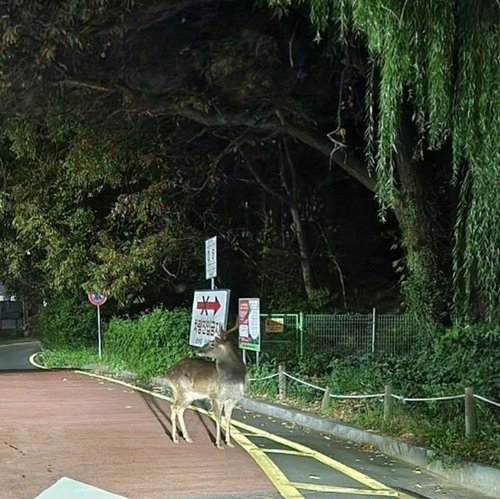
left=196, top=318, right=239, bottom=360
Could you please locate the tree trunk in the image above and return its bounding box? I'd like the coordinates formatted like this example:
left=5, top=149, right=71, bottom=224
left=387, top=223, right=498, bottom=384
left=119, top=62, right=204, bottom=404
left=289, top=203, right=316, bottom=299
left=239, top=144, right=318, bottom=300
left=392, top=111, right=452, bottom=326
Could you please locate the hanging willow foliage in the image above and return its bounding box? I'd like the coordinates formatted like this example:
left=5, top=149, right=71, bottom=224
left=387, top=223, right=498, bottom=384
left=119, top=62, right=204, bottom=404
left=267, top=0, right=500, bottom=322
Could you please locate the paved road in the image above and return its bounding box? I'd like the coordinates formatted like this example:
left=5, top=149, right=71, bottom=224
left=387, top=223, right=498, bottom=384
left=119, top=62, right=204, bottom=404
left=0, top=340, right=40, bottom=370
left=0, top=343, right=495, bottom=499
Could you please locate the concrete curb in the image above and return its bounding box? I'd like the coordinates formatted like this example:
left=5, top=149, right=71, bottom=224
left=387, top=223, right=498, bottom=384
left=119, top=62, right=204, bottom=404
left=239, top=397, right=500, bottom=499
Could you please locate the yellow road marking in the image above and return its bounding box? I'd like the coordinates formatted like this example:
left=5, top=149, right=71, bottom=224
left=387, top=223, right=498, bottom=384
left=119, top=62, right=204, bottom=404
left=289, top=482, right=399, bottom=496
left=69, top=371, right=303, bottom=497
left=263, top=448, right=303, bottom=456
left=31, top=366, right=409, bottom=499
left=29, top=352, right=50, bottom=369
left=231, top=426, right=304, bottom=499
left=230, top=417, right=392, bottom=491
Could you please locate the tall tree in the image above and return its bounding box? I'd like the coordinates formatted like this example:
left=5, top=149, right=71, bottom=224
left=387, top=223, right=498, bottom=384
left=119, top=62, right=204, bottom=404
left=264, top=0, right=500, bottom=324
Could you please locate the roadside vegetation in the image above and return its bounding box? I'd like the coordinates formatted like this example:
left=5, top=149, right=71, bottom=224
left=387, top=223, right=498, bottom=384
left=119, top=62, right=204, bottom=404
left=37, top=305, right=500, bottom=469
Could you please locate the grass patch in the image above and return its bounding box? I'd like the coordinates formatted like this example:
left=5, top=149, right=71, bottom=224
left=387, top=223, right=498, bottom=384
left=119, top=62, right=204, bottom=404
left=40, top=347, right=102, bottom=368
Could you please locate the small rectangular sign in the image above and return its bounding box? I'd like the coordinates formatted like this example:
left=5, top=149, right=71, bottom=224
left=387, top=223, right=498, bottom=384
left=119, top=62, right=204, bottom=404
left=265, top=317, right=284, bottom=333
left=205, top=236, right=217, bottom=280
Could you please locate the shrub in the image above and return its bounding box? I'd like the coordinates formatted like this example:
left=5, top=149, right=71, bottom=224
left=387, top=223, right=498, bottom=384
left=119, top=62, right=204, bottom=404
left=38, top=294, right=97, bottom=349
left=104, top=307, right=193, bottom=379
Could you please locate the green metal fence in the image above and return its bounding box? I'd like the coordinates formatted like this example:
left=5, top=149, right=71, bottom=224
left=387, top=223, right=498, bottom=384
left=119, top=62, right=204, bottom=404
left=259, top=310, right=421, bottom=360
left=259, top=313, right=302, bottom=361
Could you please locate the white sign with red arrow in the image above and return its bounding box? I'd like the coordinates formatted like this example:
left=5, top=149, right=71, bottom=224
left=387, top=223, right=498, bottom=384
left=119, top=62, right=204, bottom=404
left=189, top=289, right=230, bottom=346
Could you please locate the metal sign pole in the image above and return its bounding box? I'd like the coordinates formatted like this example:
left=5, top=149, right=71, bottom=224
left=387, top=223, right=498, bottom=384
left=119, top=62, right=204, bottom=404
left=97, top=304, right=102, bottom=359
left=87, top=292, right=107, bottom=359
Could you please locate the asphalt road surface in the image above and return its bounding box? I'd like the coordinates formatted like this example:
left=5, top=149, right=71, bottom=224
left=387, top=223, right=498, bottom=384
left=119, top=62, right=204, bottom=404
left=0, top=340, right=41, bottom=370
left=0, top=341, right=494, bottom=499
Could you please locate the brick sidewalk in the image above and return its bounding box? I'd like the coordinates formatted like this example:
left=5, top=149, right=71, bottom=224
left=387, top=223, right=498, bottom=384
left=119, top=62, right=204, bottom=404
left=0, top=371, right=277, bottom=499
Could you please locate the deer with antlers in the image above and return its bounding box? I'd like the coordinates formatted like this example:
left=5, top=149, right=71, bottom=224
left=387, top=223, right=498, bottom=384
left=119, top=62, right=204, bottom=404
left=165, top=319, right=245, bottom=448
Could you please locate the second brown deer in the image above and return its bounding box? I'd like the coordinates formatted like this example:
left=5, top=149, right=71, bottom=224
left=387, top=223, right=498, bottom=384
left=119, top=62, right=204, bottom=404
left=165, top=320, right=245, bottom=448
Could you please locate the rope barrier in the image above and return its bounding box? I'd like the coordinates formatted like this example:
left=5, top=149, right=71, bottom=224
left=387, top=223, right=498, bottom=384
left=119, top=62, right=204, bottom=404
left=284, top=372, right=326, bottom=392
left=282, top=371, right=464, bottom=402
left=249, top=369, right=500, bottom=407
left=329, top=392, right=385, bottom=400
left=474, top=394, right=500, bottom=408
left=391, top=394, right=465, bottom=402
left=249, top=373, right=279, bottom=382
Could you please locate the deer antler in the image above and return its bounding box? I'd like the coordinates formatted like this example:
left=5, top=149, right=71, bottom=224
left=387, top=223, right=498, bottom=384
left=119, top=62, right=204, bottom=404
left=220, top=317, right=240, bottom=337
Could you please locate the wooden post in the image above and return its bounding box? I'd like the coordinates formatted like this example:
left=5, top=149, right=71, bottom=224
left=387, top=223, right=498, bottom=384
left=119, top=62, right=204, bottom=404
left=278, top=363, right=286, bottom=401
left=384, top=385, right=393, bottom=421
left=321, top=386, right=331, bottom=412
left=465, top=387, right=477, bottom=436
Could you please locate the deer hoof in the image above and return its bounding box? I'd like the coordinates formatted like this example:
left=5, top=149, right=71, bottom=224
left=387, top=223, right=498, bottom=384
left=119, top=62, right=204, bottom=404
left=185, top=436, right=193, bottom=444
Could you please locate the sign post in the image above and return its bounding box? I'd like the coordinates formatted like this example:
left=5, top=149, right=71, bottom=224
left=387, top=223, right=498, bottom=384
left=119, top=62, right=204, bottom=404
left=205, top=236, right=217, bottom=290
left=87, top=292, right=107, bottom=359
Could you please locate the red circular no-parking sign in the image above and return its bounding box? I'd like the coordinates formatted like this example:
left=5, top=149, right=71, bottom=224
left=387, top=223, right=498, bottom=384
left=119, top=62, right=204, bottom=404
left=87, top=292, right=107, bottom=306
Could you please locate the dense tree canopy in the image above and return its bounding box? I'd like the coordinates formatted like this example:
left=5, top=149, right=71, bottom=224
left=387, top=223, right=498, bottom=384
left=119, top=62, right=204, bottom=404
left=0, top=0, right=395, bottom=317
left=1, top=0, right=499, bottom=326
left=268, top=0, right=500, bottom=323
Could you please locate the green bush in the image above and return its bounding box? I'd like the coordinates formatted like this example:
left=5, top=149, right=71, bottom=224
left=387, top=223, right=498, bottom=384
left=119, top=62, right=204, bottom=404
left=246, top=363, right=279, bottom=399
left=324, top=324, right=500, bottom=399
left=104, top=307, right=193, bottom=379
left=38, top=294, right=97, bottom=349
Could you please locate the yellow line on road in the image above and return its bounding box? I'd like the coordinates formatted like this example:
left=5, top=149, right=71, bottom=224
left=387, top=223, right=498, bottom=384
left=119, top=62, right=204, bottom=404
left=230, top=417, right=392, bottom=492
left=71, top=371, right=303, bottom=498
left=263, top=448, right=303, bottom=456
left=231, top=426, right=304, bottom=499
left=289, top=482, right=399, bottom=496
left=29, top=352, right=50, bottom=369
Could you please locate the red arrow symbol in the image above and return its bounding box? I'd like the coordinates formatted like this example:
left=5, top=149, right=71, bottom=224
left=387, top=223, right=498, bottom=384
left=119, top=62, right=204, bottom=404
left=196, top=296, right=221, bottom=315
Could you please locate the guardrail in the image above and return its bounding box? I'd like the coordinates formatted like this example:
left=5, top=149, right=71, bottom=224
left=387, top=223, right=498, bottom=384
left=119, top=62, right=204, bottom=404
left=249, top=363, right=500, bottom=437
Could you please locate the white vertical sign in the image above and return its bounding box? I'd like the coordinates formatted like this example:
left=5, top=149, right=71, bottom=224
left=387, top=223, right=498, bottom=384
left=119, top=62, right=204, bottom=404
left=189, top=289, right=230, bottom=347
left=205, top=236, right=217, bottom=281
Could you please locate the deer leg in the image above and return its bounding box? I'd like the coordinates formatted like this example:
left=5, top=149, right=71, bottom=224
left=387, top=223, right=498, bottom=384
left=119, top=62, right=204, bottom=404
left=224, top=401, right=235, bottom=447
left=177, top=406, right=193, bottom=443
left=211, top=399, right=223, bottom=449
left=171, top=404, right=180, bottom=443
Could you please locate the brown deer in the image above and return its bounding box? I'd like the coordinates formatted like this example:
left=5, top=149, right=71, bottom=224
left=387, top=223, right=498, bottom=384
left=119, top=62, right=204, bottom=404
left=165, top=319, right=245, bottom=448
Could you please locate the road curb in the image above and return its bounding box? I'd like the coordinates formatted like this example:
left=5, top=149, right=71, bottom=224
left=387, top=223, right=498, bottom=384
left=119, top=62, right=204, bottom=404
left=239, top=397, right=500, bottom=499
